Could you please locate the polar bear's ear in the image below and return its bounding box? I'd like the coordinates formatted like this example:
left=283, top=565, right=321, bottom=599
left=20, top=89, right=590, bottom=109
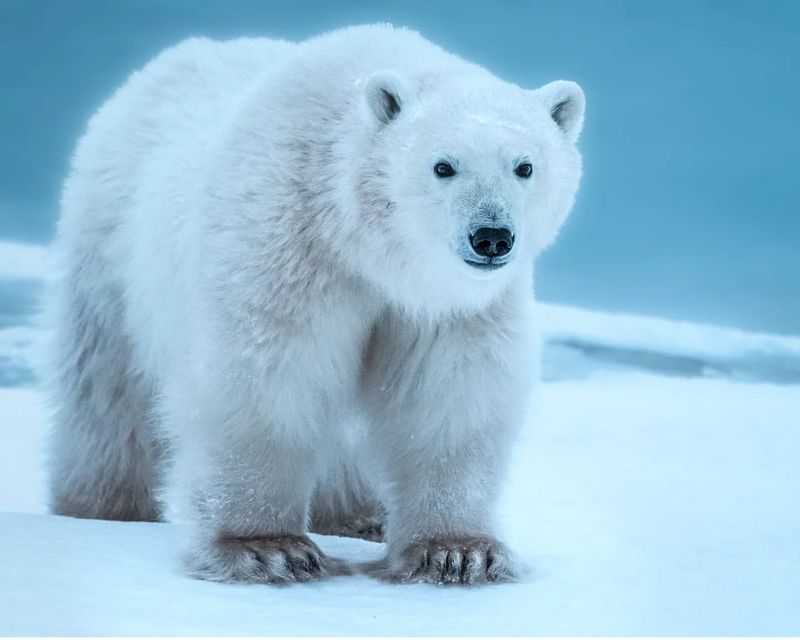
left=537, top=80, right=585, bottom=142
left=363, top=70, right=411, bottom=125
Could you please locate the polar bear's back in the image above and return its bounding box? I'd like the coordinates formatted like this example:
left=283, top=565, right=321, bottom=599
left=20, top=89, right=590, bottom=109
left=87, top=35, right=292, bottom=143
left=64, top=36, right=294, bottom=213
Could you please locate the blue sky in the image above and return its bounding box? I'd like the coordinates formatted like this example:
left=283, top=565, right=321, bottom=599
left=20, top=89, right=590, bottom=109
left=1, top=0, right=798, bottom=334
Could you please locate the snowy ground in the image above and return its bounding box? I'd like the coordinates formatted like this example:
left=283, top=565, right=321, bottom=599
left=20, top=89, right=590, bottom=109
left=1, top=242, right=799, bottom=635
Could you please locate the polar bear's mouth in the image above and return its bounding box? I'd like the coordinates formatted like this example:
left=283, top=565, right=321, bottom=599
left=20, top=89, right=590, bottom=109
left=463, top=259, right=509, bottom=271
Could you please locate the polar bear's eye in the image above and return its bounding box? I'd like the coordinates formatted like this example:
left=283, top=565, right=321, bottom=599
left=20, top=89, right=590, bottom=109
left=434, top=162, right=456, bottom=178
left=515, top=163, right=533, bottom=178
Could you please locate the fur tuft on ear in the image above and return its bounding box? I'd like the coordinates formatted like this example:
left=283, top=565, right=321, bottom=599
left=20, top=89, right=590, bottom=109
left=363, top=70, right=411, bottom=125
left=537, top=80, right=585, bottom=142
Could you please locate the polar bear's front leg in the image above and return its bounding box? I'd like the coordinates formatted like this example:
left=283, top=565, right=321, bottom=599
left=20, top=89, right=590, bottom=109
left=166, top=378, right=350, bottom=584
left=367, top=425, right=521, bottom=585
left=362, top=299, right=537, bottom=585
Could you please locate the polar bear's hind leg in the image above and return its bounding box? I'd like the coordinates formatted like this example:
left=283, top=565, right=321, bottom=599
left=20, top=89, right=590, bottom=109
left=309, top=462, right=386, bottom=542
left=47, top=275, right=165, bottom=522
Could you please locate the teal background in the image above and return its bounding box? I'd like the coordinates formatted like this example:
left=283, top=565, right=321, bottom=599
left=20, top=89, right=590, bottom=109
left=1, top=0, right=798, bottom=334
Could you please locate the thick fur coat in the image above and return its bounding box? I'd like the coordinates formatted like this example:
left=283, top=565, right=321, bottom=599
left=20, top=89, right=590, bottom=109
left=45, top=24, right=584, bottom=585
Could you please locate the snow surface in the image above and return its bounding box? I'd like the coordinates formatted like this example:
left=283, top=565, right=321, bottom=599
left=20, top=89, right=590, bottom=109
left=2, top=375, right=799, bottom=635
left=1, top=240, right=799, bottom=635
left=0, top=240, right=46, bottom=281
left=540, top=303, right=800, bottom=384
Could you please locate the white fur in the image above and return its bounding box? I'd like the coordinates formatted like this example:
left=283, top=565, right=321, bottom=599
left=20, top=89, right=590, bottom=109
left=45, top=24, right=584, bottom=585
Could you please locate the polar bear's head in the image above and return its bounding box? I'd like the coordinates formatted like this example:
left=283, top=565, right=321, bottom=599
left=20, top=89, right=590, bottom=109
left=345, top=71, right=584, bottom=316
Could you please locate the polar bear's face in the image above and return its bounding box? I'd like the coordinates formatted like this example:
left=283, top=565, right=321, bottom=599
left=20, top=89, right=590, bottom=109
left=352, top=73, right=584, bottom=314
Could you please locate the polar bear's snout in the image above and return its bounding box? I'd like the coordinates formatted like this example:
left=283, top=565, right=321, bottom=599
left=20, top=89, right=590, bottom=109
left=463, top=226, right=515, bottom=270
left=469, top=227, right=514, bottom=258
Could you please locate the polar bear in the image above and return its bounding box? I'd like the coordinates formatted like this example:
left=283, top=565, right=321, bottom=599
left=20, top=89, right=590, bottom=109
left=45, top=24, right=584, bottom=585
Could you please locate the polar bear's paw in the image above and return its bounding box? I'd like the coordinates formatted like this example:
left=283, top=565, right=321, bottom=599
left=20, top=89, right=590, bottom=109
left=186, top=534, right=352, bottom=584
left=367, top=537, right=519, bottom=585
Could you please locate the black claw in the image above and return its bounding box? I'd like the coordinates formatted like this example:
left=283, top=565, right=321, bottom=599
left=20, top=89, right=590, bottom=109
left=486, top=549, right=495, bottom=571
left=458, top=556, right=469, bottom=584
left=432, top=552, right=447, bottom=583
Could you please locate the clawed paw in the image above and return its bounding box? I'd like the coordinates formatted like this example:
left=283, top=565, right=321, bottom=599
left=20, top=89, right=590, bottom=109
left=367, top=537, right=519, bottom=585
left=186, top=534, right=351, bottom=584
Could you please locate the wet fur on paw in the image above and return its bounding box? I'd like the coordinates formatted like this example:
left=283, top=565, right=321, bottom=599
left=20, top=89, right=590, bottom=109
left=185, top=534, right=352, bottom=584
left=365, top=537, right=519, bottom=585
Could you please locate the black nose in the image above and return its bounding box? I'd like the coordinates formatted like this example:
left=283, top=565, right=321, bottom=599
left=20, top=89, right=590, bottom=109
left=470, top=227, right=514, bottom=258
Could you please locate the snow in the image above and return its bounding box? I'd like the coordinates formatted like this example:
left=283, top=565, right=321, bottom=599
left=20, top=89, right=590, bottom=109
left=540, top=303, right=800, bottom=384
left=0, top=326, right=40, bottom=386
left=0, top=388, right=47, bottom=514
left=1, top=374, right=799, bottom=635
left=1, top=240, right=799, bottom=634
left=0, top=240, right=47, bottom=281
